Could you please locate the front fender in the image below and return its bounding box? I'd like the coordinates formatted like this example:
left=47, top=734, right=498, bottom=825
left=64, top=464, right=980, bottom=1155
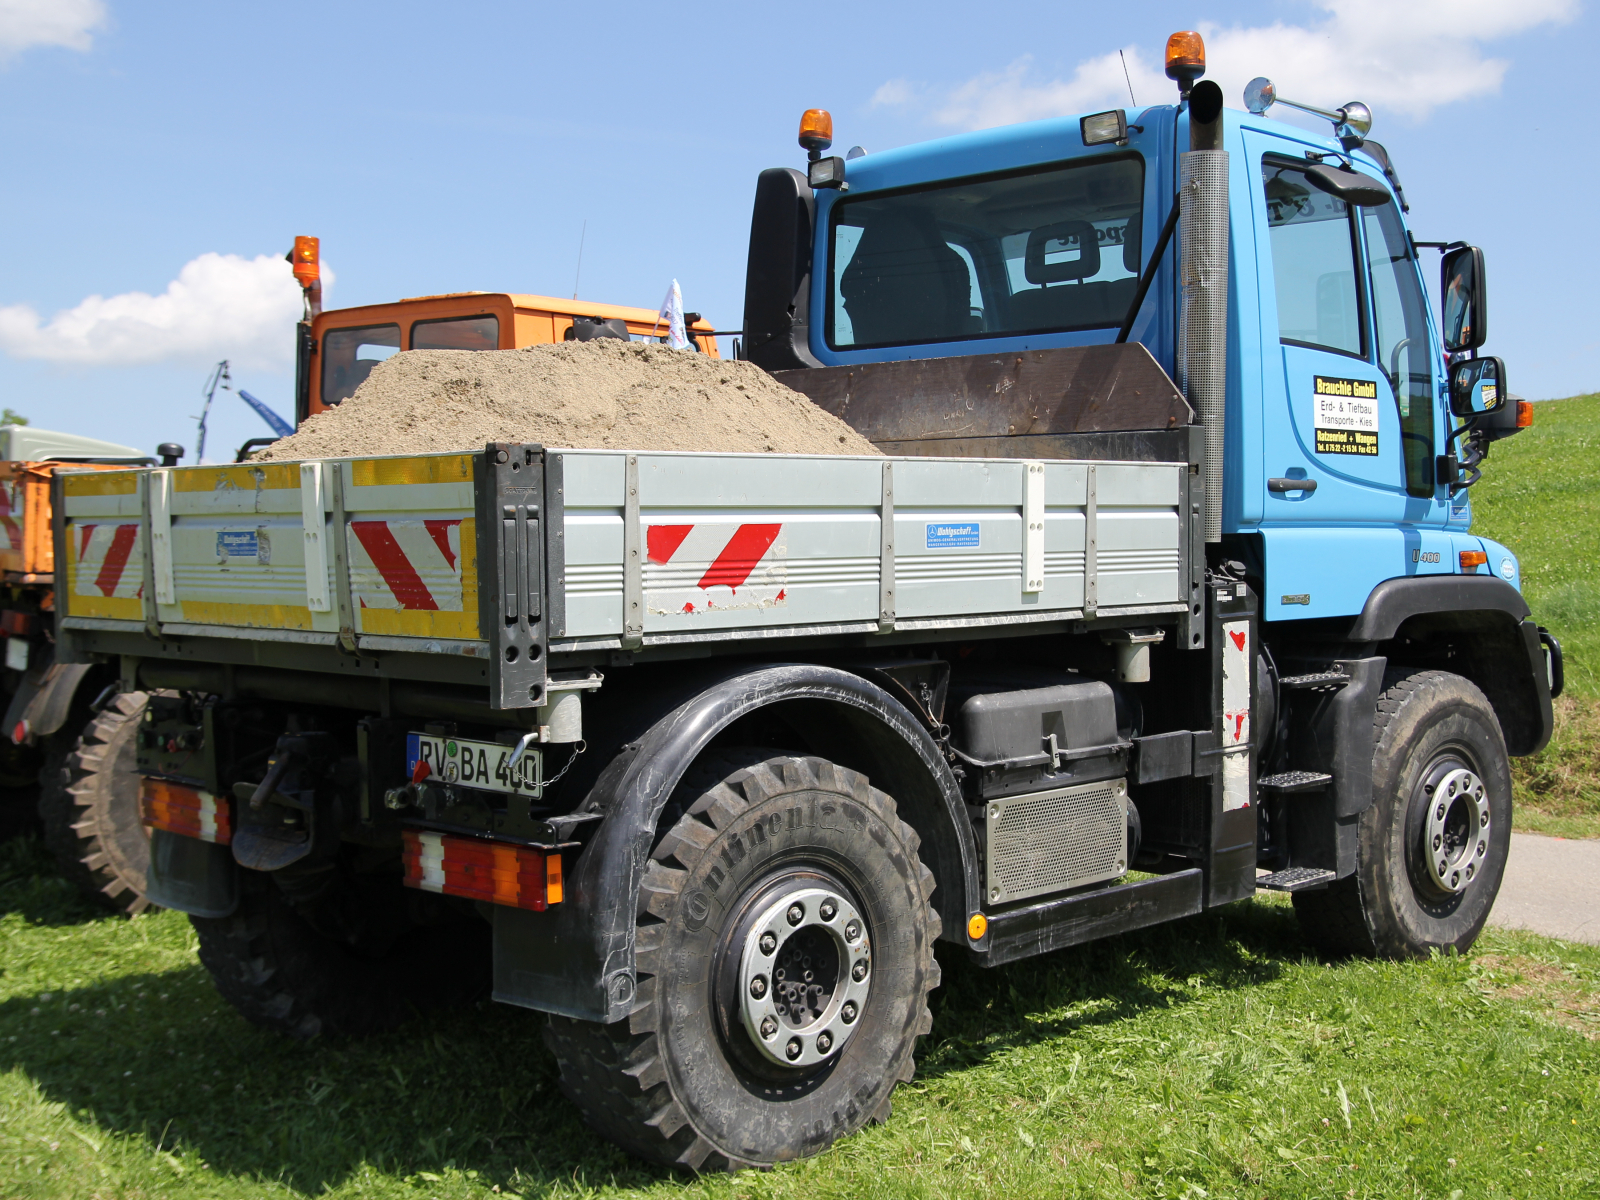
left=491, top=663, right=978, bottom=1023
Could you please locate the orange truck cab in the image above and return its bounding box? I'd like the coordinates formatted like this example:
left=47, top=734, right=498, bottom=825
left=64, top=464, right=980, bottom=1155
left=295, top=290, right=720, bottom=422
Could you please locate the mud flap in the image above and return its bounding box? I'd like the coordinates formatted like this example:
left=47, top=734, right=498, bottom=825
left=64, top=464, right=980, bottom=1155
left=146, top=827, right=238, bottom=918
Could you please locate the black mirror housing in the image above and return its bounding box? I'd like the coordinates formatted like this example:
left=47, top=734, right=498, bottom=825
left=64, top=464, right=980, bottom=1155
left=1441, top=245, right=1487, bottom=352
left=1449, top=356, right=1515, bottom=432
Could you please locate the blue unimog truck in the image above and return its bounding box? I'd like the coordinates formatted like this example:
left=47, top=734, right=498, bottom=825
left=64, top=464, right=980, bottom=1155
left=60, top=30, right=1556, bottom=1170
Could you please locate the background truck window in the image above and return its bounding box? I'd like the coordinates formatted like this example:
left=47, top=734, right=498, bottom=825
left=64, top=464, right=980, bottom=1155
left=321, top=324, right=401, bottom=407
left=410, top=314, right=500, bottom=351
left=1363, top=202, right=1436, bottom=498
left=829, top=154, right=1143, bottom=349
left=1263, top=164, right=1366, bottom=358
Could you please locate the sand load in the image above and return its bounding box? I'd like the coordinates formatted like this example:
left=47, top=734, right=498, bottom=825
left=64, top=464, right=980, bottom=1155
left=255, top=339, right=880, bottom=460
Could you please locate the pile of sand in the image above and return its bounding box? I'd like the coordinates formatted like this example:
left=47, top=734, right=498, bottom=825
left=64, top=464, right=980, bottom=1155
left=255, top=339, right=880, bottom=460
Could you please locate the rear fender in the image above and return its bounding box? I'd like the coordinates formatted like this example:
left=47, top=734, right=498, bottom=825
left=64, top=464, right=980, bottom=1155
left=492, top=664, right=978, bottom=1023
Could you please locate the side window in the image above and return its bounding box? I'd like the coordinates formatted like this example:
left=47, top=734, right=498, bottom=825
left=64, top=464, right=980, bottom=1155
left=321, top=324, right=401, bottom=407
left=1262, top=163, right=1365, bottom=358
left=410, top=314, right=500, bottom=351
left=1363, top=203, right=1436, bottom=498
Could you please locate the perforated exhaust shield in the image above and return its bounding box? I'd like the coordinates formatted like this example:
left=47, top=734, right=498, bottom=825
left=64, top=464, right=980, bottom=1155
left=984, top=779, right=1128, bottom=905
left=1177, top=149, right=1230, bottom=543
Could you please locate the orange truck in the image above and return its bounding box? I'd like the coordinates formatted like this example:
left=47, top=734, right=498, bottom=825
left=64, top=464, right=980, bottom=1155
left=0, top=424, right=159, bottom=912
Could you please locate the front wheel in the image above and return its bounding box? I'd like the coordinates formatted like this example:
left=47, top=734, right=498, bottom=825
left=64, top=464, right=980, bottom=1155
left=1294, top=669, right=1512, bottom=958
left=545, top=752, right=941, bottom=1170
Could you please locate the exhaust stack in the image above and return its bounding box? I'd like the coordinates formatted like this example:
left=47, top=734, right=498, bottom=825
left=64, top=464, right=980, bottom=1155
left=1173, top=69, right=1229, bottom=543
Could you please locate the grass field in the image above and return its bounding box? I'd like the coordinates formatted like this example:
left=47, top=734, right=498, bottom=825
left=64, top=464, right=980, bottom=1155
left=1473, top=392, right=1600, bottom=838
left=2, top=394, right=1598, bottom=1198
left=2, top=836, right=1597, bottom=1200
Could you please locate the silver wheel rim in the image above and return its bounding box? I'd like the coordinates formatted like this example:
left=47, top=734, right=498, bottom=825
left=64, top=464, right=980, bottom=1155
left=1423, top=766, right=1490, bottom=894
left=738, top=885, right=870, bottom=1068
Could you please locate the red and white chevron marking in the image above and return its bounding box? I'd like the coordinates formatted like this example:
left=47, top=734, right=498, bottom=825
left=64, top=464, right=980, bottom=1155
left=645, top=522, right=786, bottom=615
left=73, top=522, right=144, bottom=599
left=349, top=519, right=465, bottom=613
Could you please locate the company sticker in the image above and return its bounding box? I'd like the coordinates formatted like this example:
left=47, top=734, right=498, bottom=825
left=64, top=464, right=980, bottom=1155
left=1313, top=375, right=1380, bottom=456
left=926, top=522, right=980, bottom=550
left=216, top=530, right=263, bottom=563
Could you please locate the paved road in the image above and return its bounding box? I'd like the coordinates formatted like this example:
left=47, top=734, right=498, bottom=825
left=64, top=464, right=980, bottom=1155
left=1487, top=832, right=1600, bottom=945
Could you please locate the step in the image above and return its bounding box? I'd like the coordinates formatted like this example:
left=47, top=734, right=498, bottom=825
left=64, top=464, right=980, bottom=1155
left=1278, top=670, right=1350, bottom=691
left=1256, top=866, right=1338, bottom=893
left=1258, top=770, right=1334, bottom=794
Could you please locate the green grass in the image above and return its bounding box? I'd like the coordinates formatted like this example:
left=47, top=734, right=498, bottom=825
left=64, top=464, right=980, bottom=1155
left=1473, top=391, right=1600, bottom=837
left=2, top=835, right=1598, bottom=1199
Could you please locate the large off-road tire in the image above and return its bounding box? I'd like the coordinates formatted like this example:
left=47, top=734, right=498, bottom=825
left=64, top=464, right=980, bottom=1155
left=37, top=692, right=154, bottom=915
left=545, top=752, right=941, bottom=1171
left=192, top=863, right=492, bottom=1039
left=1294, top=669, right=1512, bottom=958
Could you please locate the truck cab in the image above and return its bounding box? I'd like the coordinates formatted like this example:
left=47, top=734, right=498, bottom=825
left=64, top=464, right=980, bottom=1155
left=297, top=291, right=719, bottom=421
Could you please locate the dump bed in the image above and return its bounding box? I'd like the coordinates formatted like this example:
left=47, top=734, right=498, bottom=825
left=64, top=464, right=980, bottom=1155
left=56, top=447, right=1194, bottom=701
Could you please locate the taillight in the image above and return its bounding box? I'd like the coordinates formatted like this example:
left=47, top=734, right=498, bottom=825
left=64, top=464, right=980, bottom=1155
left=139, top=777, right=232, bottom=844
left=401, top=829, right=563, bottom=911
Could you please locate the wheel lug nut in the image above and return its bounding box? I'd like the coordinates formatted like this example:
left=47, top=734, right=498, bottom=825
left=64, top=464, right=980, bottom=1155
left=816, top=1031, right=833, bottom=1053
left=786, top=1038, right=802, bottom=1061
left=760, top=1017, right=777, bottom=1039
left=1437, top=803, right=1446, bottom=819
left=842, top=1001, right=858, bottom=1023
left=759, top=932, right=777, bottom=955
left=1433, top=835, right=1442, bottom=850
left=750, top=975, right=767, bottom=999
left=787, top=904, right=804, bottom=926
left=852, top=958, right=869, bottom=982
left=820, top=899, right=838, bottom=921
left=844, top=920, right=861, bottom=942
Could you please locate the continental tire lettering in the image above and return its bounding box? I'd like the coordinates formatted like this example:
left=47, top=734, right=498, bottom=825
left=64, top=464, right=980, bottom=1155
left=706, top=864, right=726, bottom=891
left=683, top=889, right=712, bottom=930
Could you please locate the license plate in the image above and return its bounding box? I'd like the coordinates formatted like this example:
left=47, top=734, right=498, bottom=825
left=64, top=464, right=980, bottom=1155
left=405, top=733, right=542, bottom=797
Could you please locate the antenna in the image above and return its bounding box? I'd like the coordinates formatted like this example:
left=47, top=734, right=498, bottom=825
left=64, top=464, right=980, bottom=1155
left=1120, top=50, right=1137, bottom=106
left=195, top=360, right=230, bottom=464
left=572, top=219, right=587, bottom=300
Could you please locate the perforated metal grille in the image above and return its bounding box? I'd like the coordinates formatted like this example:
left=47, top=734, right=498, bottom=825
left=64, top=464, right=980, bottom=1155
left=985, top=781, right=1127, bottom=904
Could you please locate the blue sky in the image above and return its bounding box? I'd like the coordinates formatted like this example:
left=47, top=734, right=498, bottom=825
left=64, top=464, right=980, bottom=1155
left=0, top=0, right=1590, bottom=459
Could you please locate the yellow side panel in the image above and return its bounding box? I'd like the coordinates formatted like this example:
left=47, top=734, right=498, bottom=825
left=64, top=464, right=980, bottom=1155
left=63, top=471, right=138, bottom=497
left=356, top=516, right=479, bottom=640
left=172, top=464, right=299, bottom=492
left=351, top=455, right=474, bottom=488
left=177, top=600, right=314, bottom=631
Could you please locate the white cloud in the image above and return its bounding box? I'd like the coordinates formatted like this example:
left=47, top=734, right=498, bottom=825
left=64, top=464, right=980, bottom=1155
left=0, top=252, right=332, bottom=370
left=0, top=0, right=106, bottom=59
left=880, top=1, right=1579, bottom=131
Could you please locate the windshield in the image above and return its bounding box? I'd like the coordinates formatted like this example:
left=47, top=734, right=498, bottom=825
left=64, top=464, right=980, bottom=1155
left=321, top=324, right=401, bottom=406
left=827, top=154, right=1144, bottom=350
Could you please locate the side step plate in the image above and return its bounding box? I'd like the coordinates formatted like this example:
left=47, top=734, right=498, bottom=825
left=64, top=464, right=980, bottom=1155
left=1258, top=770, right=1333, bottom=794
left=1256, top=866, right=1337, bottom=893
left=1278, top=670, right=1350, bottom=691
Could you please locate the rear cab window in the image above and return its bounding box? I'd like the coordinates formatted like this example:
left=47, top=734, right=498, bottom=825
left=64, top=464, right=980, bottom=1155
left=827, top=154, right=1144, bottom=350
left=410, top=315, right=500, bottom=351
left=320, top=324, right=401, bottom=407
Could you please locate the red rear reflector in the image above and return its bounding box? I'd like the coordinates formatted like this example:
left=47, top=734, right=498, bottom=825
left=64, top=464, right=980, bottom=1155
left=139, top=777, right=232, bottom=844
left=1516, top=399, right=1533, bottom=428
left=1459, top=550, right=1488, bottom=572
left=401, top=829, right=562, bottom=911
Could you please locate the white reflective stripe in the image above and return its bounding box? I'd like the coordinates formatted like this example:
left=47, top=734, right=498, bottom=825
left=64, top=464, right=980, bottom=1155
left=414, top=831, right=447, bottom=892
left=197, top=790, right=219, bottom=842
left=1221, top=619, right=1251, bottom=811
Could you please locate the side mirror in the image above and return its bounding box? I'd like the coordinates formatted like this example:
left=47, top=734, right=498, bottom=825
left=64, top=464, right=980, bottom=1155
left=1440, top=245, right=1487, bottom=352
left=1449, top=356, right=1517, bottom=431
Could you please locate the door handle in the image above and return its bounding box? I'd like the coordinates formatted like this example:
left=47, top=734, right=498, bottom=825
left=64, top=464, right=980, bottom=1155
left=1268, top=477, right=1317, bottom=493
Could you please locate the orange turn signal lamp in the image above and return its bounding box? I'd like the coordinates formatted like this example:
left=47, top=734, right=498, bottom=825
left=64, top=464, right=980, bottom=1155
left=401, top=828, right=563, bottom=912
left=1165, top=31, right=1206, bottom=82
left=140, top=777, right=232, bottom=845
left=289, top=235, right=320, bottom=288
left=1517, top=399, right=1534, bottom=428
left=798, top=109, right=833, bottom=154
left=1459, top=550, right=1489, bottom=573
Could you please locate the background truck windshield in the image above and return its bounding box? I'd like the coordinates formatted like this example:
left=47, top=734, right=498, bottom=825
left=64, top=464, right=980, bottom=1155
left=828, top=155, right=1144, bottom=350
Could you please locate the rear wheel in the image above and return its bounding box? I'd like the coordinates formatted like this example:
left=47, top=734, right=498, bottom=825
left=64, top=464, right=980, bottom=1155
left=545, top=752, right=941, bottom=1170
left=193, top=859, right=491, bottom=1039
left=37, top=692, right=153, bottom=914
left=1294, top=669, right=1512, bottom=958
